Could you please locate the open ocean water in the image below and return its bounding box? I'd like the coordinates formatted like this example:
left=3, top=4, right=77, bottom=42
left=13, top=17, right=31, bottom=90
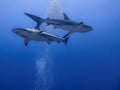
left=0, top=0, right=120, bottom=90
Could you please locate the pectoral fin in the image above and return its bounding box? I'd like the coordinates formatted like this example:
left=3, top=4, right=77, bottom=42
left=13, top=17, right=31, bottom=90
left=24, top=38, right=30, bottom=46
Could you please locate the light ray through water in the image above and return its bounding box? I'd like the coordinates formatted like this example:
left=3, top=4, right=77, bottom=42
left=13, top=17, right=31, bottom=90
left=35, top=0, right=64, bottom=90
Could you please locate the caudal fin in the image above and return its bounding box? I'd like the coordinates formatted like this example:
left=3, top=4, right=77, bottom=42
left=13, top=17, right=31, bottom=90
left=62, top=33, right=70, bottom=46
left=63, top=37, right=69, bottom=46
left=24, top=13, right=43, bottom=29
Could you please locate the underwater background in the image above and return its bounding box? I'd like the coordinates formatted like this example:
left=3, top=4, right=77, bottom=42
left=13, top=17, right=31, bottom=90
left=0, top=0, right=120, bottom=90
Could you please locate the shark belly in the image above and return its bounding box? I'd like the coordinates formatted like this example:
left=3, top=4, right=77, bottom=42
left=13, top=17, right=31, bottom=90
left=29, top=32, right=48, bottom=43
left=55, top=25, right=73, bottom=31
left=55, top=24, right=92, bottom=33
left=39, top=32, right=63, bottom=43
left=75, top=25, right=92, bottom=33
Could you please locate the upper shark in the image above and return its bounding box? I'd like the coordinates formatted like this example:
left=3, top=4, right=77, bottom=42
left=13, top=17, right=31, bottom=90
left=24, top=13, right=93, bottom=35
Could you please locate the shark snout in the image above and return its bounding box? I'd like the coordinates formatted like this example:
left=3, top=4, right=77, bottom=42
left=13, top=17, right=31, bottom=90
left=82, top=24, right=93, bottom=32
left=12, top=28, right=22, bottom=34
left=89, top=26, right=93, bottom=31
left=12, top=28, right=17, bottom=33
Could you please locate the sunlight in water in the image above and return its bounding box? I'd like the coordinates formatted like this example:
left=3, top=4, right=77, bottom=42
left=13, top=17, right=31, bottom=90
left=46, top=0, right=64, bottom=19
left=35, top=0, right=64, bottom=90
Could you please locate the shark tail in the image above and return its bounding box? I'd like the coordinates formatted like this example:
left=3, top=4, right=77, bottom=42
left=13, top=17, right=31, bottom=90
left=62, top=33, right=70, bottom=46
left=63, top=37, right=69, bottom=46
left=24, top=13, right=43, bottom=29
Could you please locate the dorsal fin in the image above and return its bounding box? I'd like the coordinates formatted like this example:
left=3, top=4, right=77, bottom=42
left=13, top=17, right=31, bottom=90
left=63, top=13, right=70, bottom=20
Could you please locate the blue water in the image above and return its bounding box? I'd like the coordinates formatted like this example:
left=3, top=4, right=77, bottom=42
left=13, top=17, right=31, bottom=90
left=0, top=0, right=120, bottom=90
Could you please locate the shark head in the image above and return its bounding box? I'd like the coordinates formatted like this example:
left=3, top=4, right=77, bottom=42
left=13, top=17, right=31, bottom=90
left=75, top=22, right=92, bottom=33
left=82, top=24, right=93, bottom=31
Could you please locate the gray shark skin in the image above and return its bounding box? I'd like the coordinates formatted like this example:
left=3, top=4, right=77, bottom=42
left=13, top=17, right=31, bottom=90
left=24, top=13, right=93, bottom=34
left=12, top=28, right=69, bottom=46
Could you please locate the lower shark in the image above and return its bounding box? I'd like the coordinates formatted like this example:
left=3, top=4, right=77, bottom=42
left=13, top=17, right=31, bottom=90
left=12, top=28, right=69, bottom=46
